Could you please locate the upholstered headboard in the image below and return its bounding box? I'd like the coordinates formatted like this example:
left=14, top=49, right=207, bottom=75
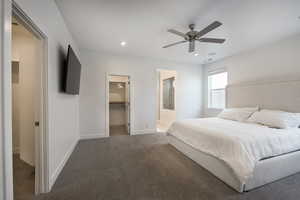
left=226, top=80, right=300, bottom=112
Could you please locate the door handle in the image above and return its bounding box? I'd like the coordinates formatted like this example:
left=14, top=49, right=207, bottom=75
left=35, top=121, right=40, bottom=127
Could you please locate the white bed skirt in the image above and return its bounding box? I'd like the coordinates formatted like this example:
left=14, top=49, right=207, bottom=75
left=167, top=134, right=300, bottom=192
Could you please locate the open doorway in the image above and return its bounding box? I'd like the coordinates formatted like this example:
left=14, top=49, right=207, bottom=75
left=108, top=75, right=131, bottom=136
left=157, top=70, right=177, bottom=133
left=11, top=4, right=48, bottom=198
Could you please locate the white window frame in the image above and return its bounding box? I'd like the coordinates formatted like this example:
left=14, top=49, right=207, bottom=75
left=207, top=70, right=228, bottom=109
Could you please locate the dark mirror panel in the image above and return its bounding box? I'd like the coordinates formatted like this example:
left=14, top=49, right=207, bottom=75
left=163, top=77, right=175, bottom=110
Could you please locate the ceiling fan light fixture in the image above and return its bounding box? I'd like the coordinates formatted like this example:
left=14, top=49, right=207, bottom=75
left=163, top=21, right=225, bottom=53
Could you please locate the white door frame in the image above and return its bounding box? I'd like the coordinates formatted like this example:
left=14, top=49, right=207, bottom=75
left=1, top=1, right=14, bottom=199
left=105, top=73, right=133, bottom=137
left=1, top=1, right=50, bottom=199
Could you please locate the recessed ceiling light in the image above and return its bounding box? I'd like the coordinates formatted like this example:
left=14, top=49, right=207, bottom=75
left=208, top=52, right=216, bottom=56
left=194, top=53, right=199, bottom=56
left=120, top=41, right=127, bottom=46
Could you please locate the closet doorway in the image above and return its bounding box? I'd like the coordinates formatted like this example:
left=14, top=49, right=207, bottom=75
left=156, top=70, right=177, bottom=132
left=107, top=75, right=131, bottom=136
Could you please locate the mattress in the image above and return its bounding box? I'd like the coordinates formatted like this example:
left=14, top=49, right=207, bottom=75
left=167, top=118, right=300, bottom=184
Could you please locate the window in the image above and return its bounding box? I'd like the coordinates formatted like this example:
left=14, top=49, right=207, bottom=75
left=163, top=77, right=175, bottom=110
left=208, top=71, right=228, bottom=109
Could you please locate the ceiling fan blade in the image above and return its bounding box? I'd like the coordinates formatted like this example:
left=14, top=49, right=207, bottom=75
left=196, top=21, right=222, bottom=38
left=163, top=40, right=187, bottom=48
left=167, top=29, right=186, bottom=38
left=189, top=40, right=195, bottom=53
left=198, top=38, right=226, bottom=43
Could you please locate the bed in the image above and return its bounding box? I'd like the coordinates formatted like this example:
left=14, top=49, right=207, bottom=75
left=167, top=80, right=300, bottom=192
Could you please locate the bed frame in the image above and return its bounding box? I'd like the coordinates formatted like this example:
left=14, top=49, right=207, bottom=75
left=168, top=79, right=300, bottom=192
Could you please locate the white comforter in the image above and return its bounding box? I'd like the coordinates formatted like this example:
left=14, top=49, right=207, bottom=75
left=167, top=118, right=300, bottom=183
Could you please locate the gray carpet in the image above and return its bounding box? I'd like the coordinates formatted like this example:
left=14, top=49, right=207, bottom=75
left=13, top=154, right=35, bottom=200
left=32, top=134, right=300, bottom=200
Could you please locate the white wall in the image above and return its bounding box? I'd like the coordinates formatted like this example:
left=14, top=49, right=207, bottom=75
left=79, top=50, right=203, bottom=137
left=13, top=0, right=80, bottom=189
left=11, top=24, right=42, bottom=166
left=203, top=33, right=300, bottom=117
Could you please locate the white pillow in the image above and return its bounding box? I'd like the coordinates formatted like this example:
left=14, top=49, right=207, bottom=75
left=218, top=107, right=259, bottom=122
left=248, top=109, right=300, bottom=129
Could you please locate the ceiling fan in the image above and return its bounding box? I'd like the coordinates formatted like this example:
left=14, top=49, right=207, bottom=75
left=163, top=21, right=226, bottom=53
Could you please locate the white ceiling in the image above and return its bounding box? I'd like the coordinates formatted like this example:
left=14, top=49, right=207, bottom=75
left=55, top=0, right=300, bottom=65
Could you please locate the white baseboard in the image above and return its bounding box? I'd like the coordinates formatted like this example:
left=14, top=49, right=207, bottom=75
left=132, top=129, right=157, bottom=135
left=80, top=133, right=107, bottom=140
left=49, top=139, right=78, bottom=189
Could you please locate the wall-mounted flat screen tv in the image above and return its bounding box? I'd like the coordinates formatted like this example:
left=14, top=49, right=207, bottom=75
left=65, top=45, right=81, bottom=95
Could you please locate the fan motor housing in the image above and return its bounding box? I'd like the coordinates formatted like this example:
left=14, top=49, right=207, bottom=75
left=186, top=31, right=198, bottom=41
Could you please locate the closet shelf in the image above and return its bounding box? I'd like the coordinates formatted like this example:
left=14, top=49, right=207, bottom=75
left=109, top=101, right=126, bottom=105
